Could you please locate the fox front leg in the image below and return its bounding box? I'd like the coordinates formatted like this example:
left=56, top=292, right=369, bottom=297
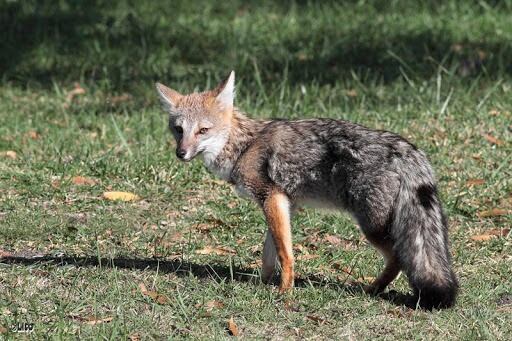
left=261, top=228, right=277, bottom=283
left=262, top=190, right=294, bottom=293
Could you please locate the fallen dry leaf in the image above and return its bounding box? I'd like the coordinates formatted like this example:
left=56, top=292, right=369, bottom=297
left=296, top=254, right=320, bottom=261
left=32, top=269, right=50, bottom=277
left=205, top=300, right=224, bottom=311
left=196, top=246, right=236, bottom=256
left=109, top=93, right=132, bottom=105
left=386, top=307, right=414, bottom=319
left=85, top=316, right=113, bottom=325
left=0, top=326, right=7, bottom=333
left=331, top=263, right=353, bottom=275
left=471, top=234, right=494, bottom=242
left=139, top=283, right=169, bottom=304
left=357, top=276, right=376, bottom=283
left=103, top=191, right=139, bottom=201
left=155, top=295, right=169, bottom=305
left=346, top=89, right=358, bottom=97
left=207, top=217, right=227, bottom=227
left=138, top=283, right=149, bottom=294
left=477, top=208, right=509, bottom=218
left=471, top=229, right=510, bottom=242
left=195, top=223, right=214, bottom=232
left=129, top=333, right=141, bottom=341
left=66, top=83, right=86, bottom=103
left=0, top=150, right=17, bottom=159
left=488, top=228, right=511, bottom=237
left=482, top=133, right=504, bottom=146
left=72, top=176, right=97, bottom=186
left=324, top=234, right=342, bottom=245
left=306, top=314, right=330, bottom=325
left=227, top=316, right=239, bottom=336
left=26, top=130, right=40, bottom=140
left=466, top=178, right=485, bottom=187
left=317, top=234, right=357, bottom=250
left=70, top=314, right=114, bottom=325
left=166, top=210, right=182, bottom=220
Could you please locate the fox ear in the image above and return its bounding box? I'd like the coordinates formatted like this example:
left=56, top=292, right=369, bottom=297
left=213, top=71, right=235, bottom=109
left=155, top=82, right=182, bottom=112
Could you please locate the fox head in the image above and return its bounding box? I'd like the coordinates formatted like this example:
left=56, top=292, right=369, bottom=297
left=155, top=71, right=235, bottom=163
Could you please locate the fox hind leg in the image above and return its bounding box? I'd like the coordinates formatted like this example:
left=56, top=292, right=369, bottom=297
left=366, top=239, right=401, bottom=294
left=362, top=233, right=401, bottom=294
left=261, top=228, right=277, bottom=283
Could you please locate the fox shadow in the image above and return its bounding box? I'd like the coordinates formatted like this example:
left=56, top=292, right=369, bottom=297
left=1, top=254, right=418, bottom=309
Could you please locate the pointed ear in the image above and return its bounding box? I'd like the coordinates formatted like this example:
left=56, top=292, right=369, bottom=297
left=155, top=82, right=182, bottom=112
left=213, top=71, right=235, bottom=109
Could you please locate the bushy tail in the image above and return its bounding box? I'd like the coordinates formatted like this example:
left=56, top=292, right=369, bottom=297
left=392, top=180, right=459, bottom=309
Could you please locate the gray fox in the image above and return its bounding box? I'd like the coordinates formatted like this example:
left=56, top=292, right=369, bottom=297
left=155, top=71, right=458, bottom=309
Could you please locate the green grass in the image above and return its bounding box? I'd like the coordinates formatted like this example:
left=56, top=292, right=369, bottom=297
left=0, top=0, right=511, bottom=339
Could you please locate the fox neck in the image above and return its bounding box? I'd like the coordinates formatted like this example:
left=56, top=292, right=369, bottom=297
left=203, top=109, right=265, bottom=180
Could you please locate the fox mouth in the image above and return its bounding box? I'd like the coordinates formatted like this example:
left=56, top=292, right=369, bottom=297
left=177, top=156, right=193, bottom=162
left=177, top=151, right=202, bottom=162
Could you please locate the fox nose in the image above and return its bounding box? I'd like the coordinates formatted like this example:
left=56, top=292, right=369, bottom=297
left=176, top=149, right=187, bottom=159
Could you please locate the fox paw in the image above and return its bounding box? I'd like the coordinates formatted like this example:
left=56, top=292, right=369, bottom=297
left=261, top=271, right=275, bottom=284
left=278, top=278, right=294, bottom=294
left=278, top=285, right=293, bottom=295
left=363, top=284, right=384, bottom=296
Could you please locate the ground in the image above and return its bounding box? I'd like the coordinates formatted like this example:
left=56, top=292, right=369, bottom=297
left=0, top=1, right=511, bottom=339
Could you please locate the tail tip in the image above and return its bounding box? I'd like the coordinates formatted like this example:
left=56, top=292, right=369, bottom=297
left=414, top=279, right=459, bottom=310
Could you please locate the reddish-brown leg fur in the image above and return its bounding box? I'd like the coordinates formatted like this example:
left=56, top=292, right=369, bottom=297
left=263, top=190, right=294, bottom=293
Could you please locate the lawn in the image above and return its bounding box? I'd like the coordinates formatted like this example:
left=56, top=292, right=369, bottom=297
left=0, top=0, right=511, bottom=339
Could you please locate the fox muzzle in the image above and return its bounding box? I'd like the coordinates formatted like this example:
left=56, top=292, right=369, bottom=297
left=176, top=148, right=187, bottom=160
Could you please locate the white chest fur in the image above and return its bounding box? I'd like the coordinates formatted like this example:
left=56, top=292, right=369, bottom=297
left=200, top=134, right=232, bottom=181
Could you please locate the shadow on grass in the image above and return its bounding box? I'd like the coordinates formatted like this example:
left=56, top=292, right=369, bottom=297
left=1, top=254, right=417, bottom=309
left=1, top=0, right=511, bottom=90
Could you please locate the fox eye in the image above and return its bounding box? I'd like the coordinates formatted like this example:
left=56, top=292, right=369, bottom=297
left=198, top=127, right=209, bottom=135
left=174, top=126, right=183, bottom=134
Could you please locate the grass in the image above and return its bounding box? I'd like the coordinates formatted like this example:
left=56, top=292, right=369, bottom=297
left=0, top=0, right=511, bottom=339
